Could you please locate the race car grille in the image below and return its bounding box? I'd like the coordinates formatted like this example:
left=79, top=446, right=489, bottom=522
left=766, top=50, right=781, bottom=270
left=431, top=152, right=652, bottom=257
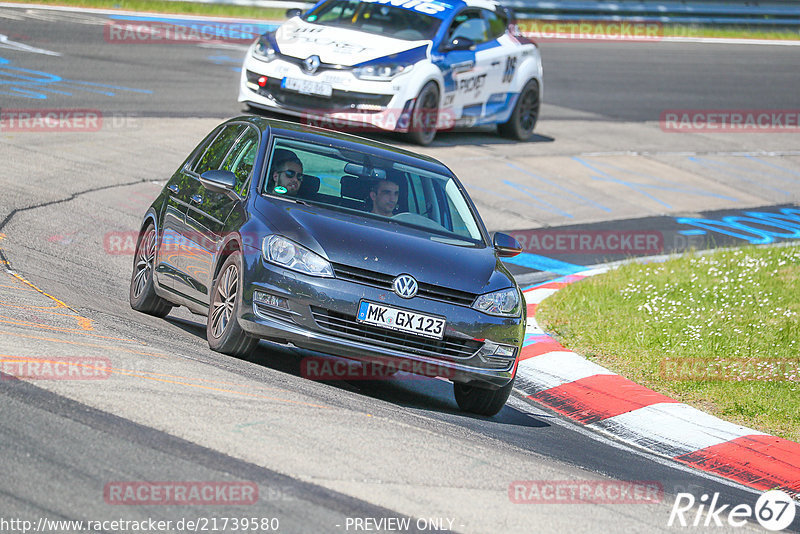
left=247, top=72, right=391, bottom=113
left=310, top=307, right=483, bottom=360
left=332, top=263, right=477, bottom=307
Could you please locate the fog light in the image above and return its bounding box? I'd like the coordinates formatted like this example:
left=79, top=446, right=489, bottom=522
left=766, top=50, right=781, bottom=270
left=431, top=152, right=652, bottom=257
left=254, top=291, right=288, bottom=309
left=493, top=345, right=516, bottom=358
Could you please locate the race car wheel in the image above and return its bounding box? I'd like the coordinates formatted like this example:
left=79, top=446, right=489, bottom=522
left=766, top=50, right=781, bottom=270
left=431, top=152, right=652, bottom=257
left=498, top=79, right=540, bottom=140
left=408, top=82, right=439, bottom=146
left=453, top=378, right=514, bottom=416
left=129, top=223, right=172, bottom=318
left=207, top=252, right=258, bottom=357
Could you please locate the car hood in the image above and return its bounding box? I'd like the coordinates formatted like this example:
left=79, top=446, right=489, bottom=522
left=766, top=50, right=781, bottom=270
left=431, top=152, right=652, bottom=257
left=254, top=199, right=510, bottom=294
left=274, top=18, right=428, bottom=66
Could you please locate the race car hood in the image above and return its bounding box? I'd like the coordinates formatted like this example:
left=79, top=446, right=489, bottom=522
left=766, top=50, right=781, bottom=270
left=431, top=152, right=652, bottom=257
left=274, top=18, right=429, bottom=66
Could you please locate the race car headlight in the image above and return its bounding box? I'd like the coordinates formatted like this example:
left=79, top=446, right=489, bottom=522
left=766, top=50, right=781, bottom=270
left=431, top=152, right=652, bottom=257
left=253, top=36, right=277, bottom=62
left=262, top=235, right=333, bottom=277
left=353, top=63, right=412, bottom=80
left=472, top=288, right=521, bottom=317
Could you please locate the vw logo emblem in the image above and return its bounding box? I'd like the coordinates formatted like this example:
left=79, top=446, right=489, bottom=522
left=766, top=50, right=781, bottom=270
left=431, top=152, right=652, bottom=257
left=392, top=274, right=418, bottom=299
left=303, top=55, right=320, bottom=74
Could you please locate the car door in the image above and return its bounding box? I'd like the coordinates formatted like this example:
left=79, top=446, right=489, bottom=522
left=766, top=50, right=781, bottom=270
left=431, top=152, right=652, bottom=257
left=441, top=9, right=489, bottom=124
left=479, top=7, right=518, bottom=121
left=171, top=123, right=245, bottom=303
left=155, top=127, right=221, bottom=291
left=181, top=124, right=259, bottom=306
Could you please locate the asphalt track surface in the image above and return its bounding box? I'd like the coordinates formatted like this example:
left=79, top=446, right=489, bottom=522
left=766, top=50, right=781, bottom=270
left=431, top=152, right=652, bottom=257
left=1, top=5, right=800, bottom=533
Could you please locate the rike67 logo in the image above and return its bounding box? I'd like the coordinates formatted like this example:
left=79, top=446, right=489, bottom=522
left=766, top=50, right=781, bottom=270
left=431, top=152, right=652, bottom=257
left=668, top=490, right=797, bottom=531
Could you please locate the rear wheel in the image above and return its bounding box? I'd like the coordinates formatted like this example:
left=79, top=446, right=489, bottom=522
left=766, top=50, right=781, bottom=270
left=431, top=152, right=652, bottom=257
left=498, top=79, right=540, bottom=140
left=407, top=81, right=439, bottom=146
left=129, top=223, right=172, bottom=318
left=453, top=378, right=514, bottom=416
left=207, top=252, right=258, bottom=357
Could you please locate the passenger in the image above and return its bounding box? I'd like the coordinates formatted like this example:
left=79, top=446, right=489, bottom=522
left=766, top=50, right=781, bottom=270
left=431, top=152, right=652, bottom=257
left=369, top=178, right=400, bottom=217
left=268, top=149, right=304, bottom=196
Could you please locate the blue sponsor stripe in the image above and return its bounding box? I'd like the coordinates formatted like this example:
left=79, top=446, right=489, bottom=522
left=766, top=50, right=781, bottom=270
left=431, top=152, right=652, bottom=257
left=504, top=253, right=586, bottom=275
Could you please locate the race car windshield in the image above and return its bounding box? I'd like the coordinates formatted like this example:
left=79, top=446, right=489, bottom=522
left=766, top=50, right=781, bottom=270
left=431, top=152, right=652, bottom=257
left=304, top=0, right=442, bottom=41
left=264, top=138, right=485, bottom=243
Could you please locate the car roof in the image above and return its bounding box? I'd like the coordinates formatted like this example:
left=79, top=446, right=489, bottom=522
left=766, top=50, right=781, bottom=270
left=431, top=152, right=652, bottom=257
left=231, top=115, right=455, bottom=175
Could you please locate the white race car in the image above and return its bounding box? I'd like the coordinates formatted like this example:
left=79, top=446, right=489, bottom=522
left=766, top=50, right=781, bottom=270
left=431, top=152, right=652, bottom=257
left=239, top=0, right=542, bottom=145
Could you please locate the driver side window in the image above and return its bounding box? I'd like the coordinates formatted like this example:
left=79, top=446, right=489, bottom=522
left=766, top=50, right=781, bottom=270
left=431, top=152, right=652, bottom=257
left=447, top=9, right=489, bottom=44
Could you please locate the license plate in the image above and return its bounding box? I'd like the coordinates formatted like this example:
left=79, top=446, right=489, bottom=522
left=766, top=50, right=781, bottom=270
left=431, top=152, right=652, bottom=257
left=281, top=77, right=332, bottom=97
left=357, top=301, right=445, bottom=340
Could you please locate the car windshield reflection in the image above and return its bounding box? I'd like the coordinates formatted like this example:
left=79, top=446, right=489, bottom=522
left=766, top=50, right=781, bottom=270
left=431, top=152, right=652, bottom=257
left=263, top=137, right=484, bottom=244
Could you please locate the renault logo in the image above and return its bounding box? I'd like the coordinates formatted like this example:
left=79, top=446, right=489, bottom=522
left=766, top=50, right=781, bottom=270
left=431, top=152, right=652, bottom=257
left=303, top=55, right=320, bottom=74
left=392, top=274, right=418, bottom=299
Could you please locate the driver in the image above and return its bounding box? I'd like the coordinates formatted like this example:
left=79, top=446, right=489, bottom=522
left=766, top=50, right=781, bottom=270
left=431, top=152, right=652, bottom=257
left=369, top=178, right=400, bottom=217
left=269, top=149, right=304, bottom=196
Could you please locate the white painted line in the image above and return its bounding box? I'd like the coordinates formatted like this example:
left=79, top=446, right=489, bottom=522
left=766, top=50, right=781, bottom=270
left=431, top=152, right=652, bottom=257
left=517, top=350, right=615, bottom=392
left=589, top=402, right=765, bottom=457
left=0, top=33, right=61, bottom=56
left=523, top=287, right=558, bottom=304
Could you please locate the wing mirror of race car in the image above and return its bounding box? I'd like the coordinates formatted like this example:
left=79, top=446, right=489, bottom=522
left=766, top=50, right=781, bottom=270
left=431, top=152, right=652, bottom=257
left=443, top=37, right=476, bottom=52
left=285, top=8, right=302, bottom=18
left=493, top=232, right=523, bottom=258
left=199, top=170, right=237, bottom=197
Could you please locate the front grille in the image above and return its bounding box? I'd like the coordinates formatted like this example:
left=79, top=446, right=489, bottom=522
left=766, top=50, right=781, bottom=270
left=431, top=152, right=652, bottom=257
left=310, top=307, right=483, bottom=360
left=246, top=71, right=391, bottom=113
left=332, top=263, right=477, bottom=307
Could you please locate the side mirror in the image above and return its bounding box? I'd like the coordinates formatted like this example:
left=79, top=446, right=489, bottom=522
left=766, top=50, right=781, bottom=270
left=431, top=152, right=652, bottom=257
left=442, top=36, right=475, bottom=52
left=199, top=170, right=236, bottom=195
left=493, top=232, right=522, bottom=258
left=285, top=8, right=302, bottom=18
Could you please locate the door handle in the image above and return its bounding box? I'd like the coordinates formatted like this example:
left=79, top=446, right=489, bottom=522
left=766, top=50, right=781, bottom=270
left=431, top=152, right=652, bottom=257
left=191, top=195, right=203, bottom=204
left=491, top=60, right=501, bottom=66
left=167, top=184, right=179, bottom=194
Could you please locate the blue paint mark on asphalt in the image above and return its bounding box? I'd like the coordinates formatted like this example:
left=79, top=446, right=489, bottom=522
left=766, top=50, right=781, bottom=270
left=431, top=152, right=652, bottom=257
left=522, top=334, right=550, bottom=347
left=506, top=162, right=611, bottom=213
left=504, top=253, right=586, bottom=275
left=0, top=56, right=152, bottom=99
left=676, top=207, right=800, bottom=245
left=466, top=184, right=558, bottom=214
left=744, top=155, right=800, bottom=181
left=574, top=157, right=739, bottom=209
left=502, top=180, right=573, bottom=218
left=688, top=157, right=792, bottom=196
left=678, top=229, right=707, bottom=236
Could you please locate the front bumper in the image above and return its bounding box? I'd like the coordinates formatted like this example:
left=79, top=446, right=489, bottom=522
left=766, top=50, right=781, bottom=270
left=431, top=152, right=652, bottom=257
left=237, top=247, right=524, bottom=389
left=239, top=54, right=418, bottom=133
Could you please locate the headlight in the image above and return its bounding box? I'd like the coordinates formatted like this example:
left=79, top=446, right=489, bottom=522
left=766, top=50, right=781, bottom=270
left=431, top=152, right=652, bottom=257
left=353, top=63, right=412, bottom=80
left=262, top=235, right=333, bottom=277
left=253, top=35, right=276, bottom=62
left=472, top=288, right=521, bottom=317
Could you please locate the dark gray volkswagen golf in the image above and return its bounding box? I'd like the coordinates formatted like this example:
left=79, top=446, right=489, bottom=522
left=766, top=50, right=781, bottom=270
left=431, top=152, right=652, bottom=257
left=130, top=116, right=525, bottom=415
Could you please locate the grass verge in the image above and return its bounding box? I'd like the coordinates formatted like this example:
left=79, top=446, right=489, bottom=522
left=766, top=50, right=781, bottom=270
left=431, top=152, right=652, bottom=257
left=5, top=0, right=286, bottom=19
left=537, top=244, right=800, bottom=442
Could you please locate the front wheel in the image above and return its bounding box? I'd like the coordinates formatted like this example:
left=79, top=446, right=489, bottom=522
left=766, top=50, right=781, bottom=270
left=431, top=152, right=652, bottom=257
left=207, top=252, right=258, bottom=357
left=129, top=223, right=172, bottom=318
left=498, top=79, right=540, bottom=140
left=453, top=378, right=514, bottom=416
left=406, top=81, right=439, bottom=146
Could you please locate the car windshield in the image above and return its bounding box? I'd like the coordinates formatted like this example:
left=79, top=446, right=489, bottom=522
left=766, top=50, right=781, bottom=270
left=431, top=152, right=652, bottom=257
left=263, top=138, right=484, bottom=243
left=303, top=0, right=442, bottom=41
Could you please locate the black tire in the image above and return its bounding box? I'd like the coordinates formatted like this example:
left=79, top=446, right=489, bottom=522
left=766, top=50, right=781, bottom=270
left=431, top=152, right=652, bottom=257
left=207, top=252, right=258, bottom=357
left=498, top=79, right=540, bottom=140
left=407, top=81, right=439, bottom=146
left=453, top=378, right=515, bottom=416
left=129, top=223, right=172, bottom=318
